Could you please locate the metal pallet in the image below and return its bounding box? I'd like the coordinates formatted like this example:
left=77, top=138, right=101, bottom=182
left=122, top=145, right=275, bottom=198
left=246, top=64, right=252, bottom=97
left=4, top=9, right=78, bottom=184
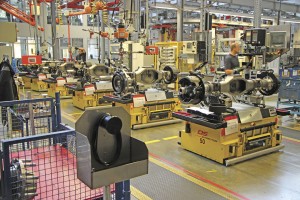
left=277, top=67, right=300, bottom=117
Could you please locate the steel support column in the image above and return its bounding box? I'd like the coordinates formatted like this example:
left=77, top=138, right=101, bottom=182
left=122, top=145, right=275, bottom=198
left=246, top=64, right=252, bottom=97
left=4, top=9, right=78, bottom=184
left=199, top=0, right=206, bottom=32
left=254, top=0, right=262, bottom=28
left=100, top=11, right=105, bottom=64
left=135, top=0, right=141, bottom=33
left=51, top=1, right=59, bottom=60
left=277, top=0, right=282, bottom=25
left=199, top=0, right=209, bottom=63
left=33, top=0, right=40, bottom=54
left=177, top=0, right=183, bottom=41
left=145, top=0, right=149, bottom=41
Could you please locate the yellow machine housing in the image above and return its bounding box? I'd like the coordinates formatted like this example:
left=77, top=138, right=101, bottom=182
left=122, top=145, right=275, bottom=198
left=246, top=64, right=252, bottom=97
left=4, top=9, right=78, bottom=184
left=22, top=76, right=32, bottom=89
left=47, top=83, right=71, bottom=98
left=155, top=42, right=184, bottom=70
left=43, top=79, right=73, bottom=98
left=72, top=89, right=113, bottom=110
left=31, top=78, right=48, bottom=92
left=107, top=96, right=182, bottom=129
left=174, top=104, right=283, bottom=166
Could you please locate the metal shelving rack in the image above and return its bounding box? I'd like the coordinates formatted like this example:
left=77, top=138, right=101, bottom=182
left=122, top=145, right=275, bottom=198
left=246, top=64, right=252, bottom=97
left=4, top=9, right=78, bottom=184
left=277, top=66, right=300, bottom=117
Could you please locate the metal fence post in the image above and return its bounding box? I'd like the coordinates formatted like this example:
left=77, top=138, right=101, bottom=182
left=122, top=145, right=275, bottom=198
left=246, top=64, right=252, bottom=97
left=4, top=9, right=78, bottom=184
left=7, top=107, right=12, bottom=138
left=115, top=180, right=131, bottom=200
left=0, top=105, right=2, bottom=123
left=55, top=92, right=62, bottom=126
left=103, top=185, right=112, bottom=200
left=123, top=180, right=131, bottom=200
left=50, top=98, right=57, bottom=132
left=115, top=182, right=124, bottom=200
left=27, top=91, right=36, bottom=135
left=2, top=142, right=12, bottom=199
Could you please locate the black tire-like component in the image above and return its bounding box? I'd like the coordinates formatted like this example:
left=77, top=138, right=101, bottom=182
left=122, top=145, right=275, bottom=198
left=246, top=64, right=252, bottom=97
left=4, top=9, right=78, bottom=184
left=99, top=114, right=122, bottom=135
left=163, top=66, right=179, bottom=84
left=258, top=71, right=281, bottom=96
left=91, top=113, right=122, bottom=166
left=112, top=71, right=127, bottom=94
left=178, top=75, right=205, bottom=104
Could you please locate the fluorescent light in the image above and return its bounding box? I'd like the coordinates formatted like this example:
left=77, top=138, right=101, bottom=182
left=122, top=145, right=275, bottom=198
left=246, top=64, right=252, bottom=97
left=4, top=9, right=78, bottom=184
left=281, top=20, right=300, bottom=24
left=151, top=6, right=177, bottom=10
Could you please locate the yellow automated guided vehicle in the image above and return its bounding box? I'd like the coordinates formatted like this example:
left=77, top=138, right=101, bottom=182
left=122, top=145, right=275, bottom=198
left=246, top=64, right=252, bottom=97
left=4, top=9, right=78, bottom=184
left=173, top=70, right=283, bottom=166
left=104, top=66, right=182, bottom=129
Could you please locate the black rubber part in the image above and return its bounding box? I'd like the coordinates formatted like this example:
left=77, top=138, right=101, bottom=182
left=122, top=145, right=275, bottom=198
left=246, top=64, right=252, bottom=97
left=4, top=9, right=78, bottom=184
left=91, top=113, right=122, bottom=166
left=258, top=71, right=281, bottom=96
left=112, top=71, right=126, bottom=94
left=100, top=115, right=122, bottom=135
left=209, top=104, right=227, bottom=114
left=163, top=66, right=178, bottom=84
left=178, top=74, right=205, bottom=105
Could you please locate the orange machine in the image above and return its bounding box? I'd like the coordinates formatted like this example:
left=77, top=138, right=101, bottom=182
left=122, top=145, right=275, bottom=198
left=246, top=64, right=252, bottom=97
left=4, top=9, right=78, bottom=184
left=114, top=22, right=129, bottom=42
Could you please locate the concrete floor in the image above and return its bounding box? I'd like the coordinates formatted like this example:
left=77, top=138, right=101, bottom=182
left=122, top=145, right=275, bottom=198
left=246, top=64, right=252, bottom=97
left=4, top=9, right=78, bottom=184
left=53, top=94, right=300, bottom=200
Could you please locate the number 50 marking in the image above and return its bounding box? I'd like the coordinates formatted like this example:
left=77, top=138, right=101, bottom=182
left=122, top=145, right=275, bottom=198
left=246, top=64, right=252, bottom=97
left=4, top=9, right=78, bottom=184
left=200, top=138, right=205, bottom=144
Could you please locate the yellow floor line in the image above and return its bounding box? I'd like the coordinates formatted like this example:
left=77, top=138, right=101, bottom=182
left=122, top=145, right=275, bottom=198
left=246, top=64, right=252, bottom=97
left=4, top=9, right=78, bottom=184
left=145, top=140, right=161, bottom=144
left=61, top=112, right=77, bottom=122
left=283, top=136, right=300, bottom=143
left=206, top=169, right=217, bottom=173
left=62, top=111, right=74, bottom=117
left=162, top=136, right=178, bottom=140
left=69, top=112, right=83, bottom=116
left=130, top=186, right=152, bottom=200
left=150, top=157, right=241, bottom=200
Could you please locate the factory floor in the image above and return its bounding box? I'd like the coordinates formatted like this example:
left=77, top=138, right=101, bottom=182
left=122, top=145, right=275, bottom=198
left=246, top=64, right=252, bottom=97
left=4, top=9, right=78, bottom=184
left=26, top=91, right=300, bottom=200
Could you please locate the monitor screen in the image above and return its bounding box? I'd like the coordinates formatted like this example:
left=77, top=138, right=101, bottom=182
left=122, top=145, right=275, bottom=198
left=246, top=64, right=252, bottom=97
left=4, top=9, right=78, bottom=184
left=270, top=31, right=287, bottom=48
left=252, top=31, right=258, bottom=42
left=245, top=30, right=252, bottom=43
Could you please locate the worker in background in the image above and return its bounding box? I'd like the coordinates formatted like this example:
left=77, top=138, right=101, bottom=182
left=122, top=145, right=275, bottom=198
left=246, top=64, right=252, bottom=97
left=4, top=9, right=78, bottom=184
left=75, top=47, right=87, bottom=63
left=224, top=43, right=240, bottom=75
